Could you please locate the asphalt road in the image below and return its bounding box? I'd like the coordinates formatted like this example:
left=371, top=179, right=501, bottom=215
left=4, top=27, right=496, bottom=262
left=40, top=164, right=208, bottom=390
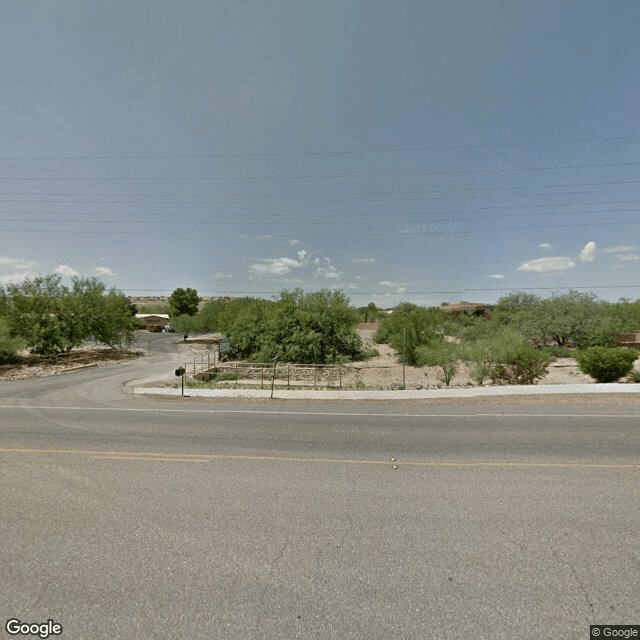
left=0, top=338, right=638, bottom=639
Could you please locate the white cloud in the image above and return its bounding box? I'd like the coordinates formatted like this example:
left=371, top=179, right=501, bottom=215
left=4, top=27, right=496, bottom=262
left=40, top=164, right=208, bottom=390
left=396, top=287, right=407, bottom=293
left=316, top=266, right=342, bottom=279
left=0, top=257, right=38, bottom=286
left=349, top=257, right=378, bottom=263
left=288, top=239, right=300, bottom=245
left=517, top=257, right=576, bottom=273
left=616, top=254, right=640, bottom=262
left=578, top=241, right=597, bottom=263
left=249, top=254, right=309, bottom=277
left=0, top=271, right=39, bottom=286
left=601, top=245, right=637, bottom=254
left=212, top=271, right=233, bottom=279
left=94, top=266, right=116, bottom=277
left=538, top=243, right=553, bottom=251
left=378, top=280, right=406, bottom=287
left=0, top=257, right=36, bottom=269
left=486, top=274, right=505, bottom=279
left=315, top=256, right=342, bottom=279
left=238, top=233, right=280, bottom=240
left=54, top=264, right=80, bottom=277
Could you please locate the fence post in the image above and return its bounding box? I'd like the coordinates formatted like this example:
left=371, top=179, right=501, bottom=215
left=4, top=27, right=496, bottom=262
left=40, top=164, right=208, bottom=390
left=287, top=363, right=290, bottom=387
left=235, top=363, right=238, bottom=387
left=339, top=364, right=342, bottom=388
left=270, top=359, right=278, bottom=399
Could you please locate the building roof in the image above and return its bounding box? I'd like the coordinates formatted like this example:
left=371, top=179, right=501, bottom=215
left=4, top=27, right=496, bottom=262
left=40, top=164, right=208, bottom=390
left=440, top=301, right=492, bottom=313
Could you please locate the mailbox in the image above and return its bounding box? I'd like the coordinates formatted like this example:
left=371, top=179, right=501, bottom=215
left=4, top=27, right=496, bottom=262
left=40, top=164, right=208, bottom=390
left=175, top=366, right=186, bottom=377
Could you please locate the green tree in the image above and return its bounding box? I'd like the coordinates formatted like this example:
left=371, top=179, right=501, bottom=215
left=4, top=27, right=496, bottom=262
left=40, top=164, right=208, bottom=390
left=3, top=274, right=137, bottom=354
left=358, top=301, right=380, bottom=323
left=495, top=290, right=600, bottom=347
left=168, top=287, right=200, bottom=317
left=171, top=313, right=202, bottom=342
left=374, top=303, right=446, bottom=365
left=4, top=274, right=70, bottom=354
left=212, top=289, right=362, bottom=364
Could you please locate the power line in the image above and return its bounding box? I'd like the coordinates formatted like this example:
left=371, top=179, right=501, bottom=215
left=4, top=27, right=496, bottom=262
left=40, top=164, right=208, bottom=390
left=1, top=133, right=639, bottom=161
left=1, top=160, right=639, bottom=181
left=123, top=285, right=640, bottom=295
left=1, top=179, right=638, bottom=199
left=3, top=218, right=640, bottom=236
left=3, top=199, right=640, bottom=223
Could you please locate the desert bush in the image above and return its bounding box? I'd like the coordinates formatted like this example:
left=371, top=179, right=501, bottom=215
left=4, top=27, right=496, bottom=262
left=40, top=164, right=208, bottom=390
left=171, top=313, right=202, bottom=342
left=472, top=364, right=492, bottom=385
left=213, top=372, right=239, bottom=381
left=415, top=342, right=460, bottom=386
left=374, top=303, right=446, bottom=364
left=487, top=345, right=550, bottom=385
left=458, top=326, right=549, bottom=385
left=575, top=347, right=638, bottom=383
left=540, top=345, right=572, bottom=358
left=357, top=302, right=381, bottom=323
left=0, top=317, right=22, bottom=363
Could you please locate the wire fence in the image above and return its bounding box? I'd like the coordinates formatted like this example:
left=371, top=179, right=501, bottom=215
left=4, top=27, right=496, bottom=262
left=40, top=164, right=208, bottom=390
left=189, top=360, right=417, bottom=389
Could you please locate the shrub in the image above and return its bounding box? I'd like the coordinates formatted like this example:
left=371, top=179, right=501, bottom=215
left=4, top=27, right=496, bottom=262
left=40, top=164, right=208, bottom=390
left=214, top=372, right=239, bottom=381
left=472, top=364, right=491, bottom=385
left=415, top=342, right=459, bottom=386
left=488, top=345, right=550, bottom=385
left=540, top=345, right=572, bottom=358
left=575, top=347, right=638, bottom=383
left=629, top=371, right=640, bottom=383
left=374, top=303, right=447, bottom=365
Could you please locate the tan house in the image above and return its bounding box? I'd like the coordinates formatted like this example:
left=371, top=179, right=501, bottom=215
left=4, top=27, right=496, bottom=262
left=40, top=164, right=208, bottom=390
left=440, top=301, right=493, bottom=319
left=135, top=314, right=170, bottom=332
left=615, top=331, right=640, bottom=351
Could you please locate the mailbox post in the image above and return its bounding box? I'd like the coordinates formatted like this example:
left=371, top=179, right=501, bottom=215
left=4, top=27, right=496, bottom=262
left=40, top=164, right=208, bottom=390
left=175, top=366, right=186, bottom=396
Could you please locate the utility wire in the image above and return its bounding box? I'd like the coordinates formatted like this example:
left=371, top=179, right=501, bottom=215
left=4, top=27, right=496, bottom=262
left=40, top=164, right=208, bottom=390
left=1, top=133, right=639, bottom=161
left=1, top=180, right=639, bottom=199
left=1, top=160, right=640, bottom=181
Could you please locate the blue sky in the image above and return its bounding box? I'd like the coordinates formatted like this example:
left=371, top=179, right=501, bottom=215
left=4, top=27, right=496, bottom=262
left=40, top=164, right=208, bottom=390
left=1, top=0, right=640, bottom=306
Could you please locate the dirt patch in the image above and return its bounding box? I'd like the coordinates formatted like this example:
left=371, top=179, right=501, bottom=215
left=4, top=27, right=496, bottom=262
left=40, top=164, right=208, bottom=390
left=0, top=346, right=144, bottom=382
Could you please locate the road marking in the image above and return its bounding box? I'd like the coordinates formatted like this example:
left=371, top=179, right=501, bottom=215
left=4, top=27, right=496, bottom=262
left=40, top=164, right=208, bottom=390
left=92, top=455, right=210, bottom=462
left=0, top=447, right=638, bottom=470
left=0, top=404, right=639, bottom=419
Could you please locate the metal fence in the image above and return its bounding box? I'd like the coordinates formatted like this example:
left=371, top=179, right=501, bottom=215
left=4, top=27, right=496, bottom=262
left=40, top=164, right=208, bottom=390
left=190, top=361, right=418, bottom=389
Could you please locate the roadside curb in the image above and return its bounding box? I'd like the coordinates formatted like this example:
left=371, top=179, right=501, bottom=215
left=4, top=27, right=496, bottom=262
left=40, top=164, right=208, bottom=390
left=132, top=383, right=640, bottom=400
